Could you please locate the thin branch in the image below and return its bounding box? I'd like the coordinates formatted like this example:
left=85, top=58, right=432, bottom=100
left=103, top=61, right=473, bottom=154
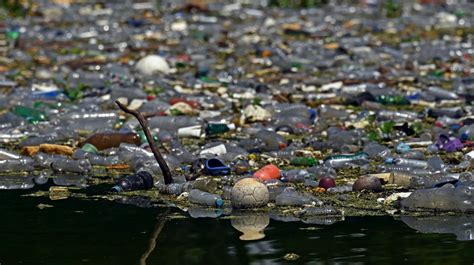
left=115, top=100, right=173, bottom=184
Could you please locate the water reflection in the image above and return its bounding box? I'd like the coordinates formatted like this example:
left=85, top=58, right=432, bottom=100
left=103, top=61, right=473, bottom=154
left=0, top=173, right=88, bottom=189
left=1, top=190, right=473, bottom=265
left=401, top=216, right=474, bottom=241
left=53, top=174, right=88, bottom=188
left=0, top=175, right=34, bottom=189
left=231, top=212, right=270, bottom=241
left=188, top=207, right=223, bottom=218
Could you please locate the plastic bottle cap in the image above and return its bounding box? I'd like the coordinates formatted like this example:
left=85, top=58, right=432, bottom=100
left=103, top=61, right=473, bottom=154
left=385, top=157, right=394, bottom=164
left=215, top=198, right=224, bottom=207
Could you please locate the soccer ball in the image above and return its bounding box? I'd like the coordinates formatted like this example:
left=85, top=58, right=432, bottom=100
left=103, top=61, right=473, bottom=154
left=231, top=178, right=269, bottom=209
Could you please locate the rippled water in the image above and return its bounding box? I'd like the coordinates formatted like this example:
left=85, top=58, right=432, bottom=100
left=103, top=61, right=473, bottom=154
left=1, top=190, right=473, bottom=265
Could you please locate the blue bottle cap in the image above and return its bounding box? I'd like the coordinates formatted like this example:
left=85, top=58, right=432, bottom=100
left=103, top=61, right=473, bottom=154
left=215, top=198, right=224, bottom=208
left=396, top=143, right=410, bottom=153
left=308, top=109, right=317, bottom=121
left=385, top=157, right=395, bottom=164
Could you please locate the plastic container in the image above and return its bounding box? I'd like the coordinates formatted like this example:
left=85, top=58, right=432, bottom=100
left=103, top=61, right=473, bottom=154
left=188, top=189, right=224, bottom=207
left=112, top=171, right=154, bottom=192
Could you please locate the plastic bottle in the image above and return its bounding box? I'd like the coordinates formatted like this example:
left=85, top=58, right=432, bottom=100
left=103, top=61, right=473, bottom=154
left=255, top=129, right=287, bottom=151
left=323, top=152, right=369, bottom=168
left=401, top=181, right=473, bottom=212
left=275, top=189, right=316, bottom=206
left=327, top=185, right=353, bottom=193
left=12, top=106, right=48, bottom=124
left=290, top=157, right=317, bottom=166
left=157, top=182, right=193, bottom=195
left=307, top=165, right=337, bottom=179
left=426, top=86, right=459, bottom=100
left=280, top=169, right=309, bottom=183
left=377, top=110, right=419, bottom=121
left=363, top=142, right=391, bottom=159
left=0, top=148, right=21, bottom=160
left=188, top=189, right=224, bottom=207
left=0, top=157, right=34, bottom=172
left=385, top=157, right=428, bottom=169
left=112, top=171, right=154, bottom=192
left=51, top=158, right=91, bottom=173
left=148, top=116, right=201, bottom=132
left=81, top=132, right=141, bottom=151
left=118, top=143, right=154, bottom=161
left=402, top=150, right=425, bottom=160
left=88, top=155, right=120, bottom=166
left=60, top=111, right=119, bottom=131
left=205, top=123, right=235, bottom=135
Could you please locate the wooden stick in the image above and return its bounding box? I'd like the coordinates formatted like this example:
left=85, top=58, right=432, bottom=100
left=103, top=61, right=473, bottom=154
left=115, top=100, right=173, bottom=184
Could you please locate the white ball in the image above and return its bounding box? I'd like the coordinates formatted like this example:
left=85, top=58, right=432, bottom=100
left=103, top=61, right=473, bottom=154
left=231, top=178, right=269, bottom=209
left=135, top=55, right=170, bottom=76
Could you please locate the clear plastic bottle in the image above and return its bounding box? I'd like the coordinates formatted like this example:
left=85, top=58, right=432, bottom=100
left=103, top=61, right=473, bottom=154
left=148, top=116, right=202, bottom=132
left=188, top=189, right=224, bottom=207
left=385, top=157, right=428, bottom=169
left=275, top=189, right=315, bottom=206
left=0, top=157, right=34, bottom=172
left=255, top=129, right=287, bottom=151
left=51, top=158, right=92, bottom=173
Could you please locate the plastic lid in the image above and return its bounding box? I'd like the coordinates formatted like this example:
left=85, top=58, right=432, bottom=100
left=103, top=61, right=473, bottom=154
left=215, top=198, right=224, bottom=207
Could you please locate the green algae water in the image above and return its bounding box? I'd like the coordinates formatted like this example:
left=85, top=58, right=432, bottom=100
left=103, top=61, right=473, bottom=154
left=1, top=189, right=473, bottom=265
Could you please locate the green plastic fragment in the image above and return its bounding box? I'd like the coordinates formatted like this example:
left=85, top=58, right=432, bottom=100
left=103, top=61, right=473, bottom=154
left=12, top=106, right=48, bottom=124
left=380, top=121, right=395, bottom=134
left=81, top=143, right=98, bottom=154
left=367, top=130, right=380, bottom=142
left=290, top=157, right=317, bottom=166
left=206, top=123, right=230, bottom=135
left=6, top=30, right=19, bottom=40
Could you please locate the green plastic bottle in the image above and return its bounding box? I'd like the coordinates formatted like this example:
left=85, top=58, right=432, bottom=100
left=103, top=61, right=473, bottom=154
left=206, top=123, right=233, bottom=135
left=290, top=157, right=317, bottom=167
left=136, top=130, right=159, bottom=144
left=12, top=106, right=48, bottom=124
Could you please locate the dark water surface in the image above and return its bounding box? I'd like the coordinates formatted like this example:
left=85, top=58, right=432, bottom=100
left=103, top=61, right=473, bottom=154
left=1, top=190, right=473, bottom=265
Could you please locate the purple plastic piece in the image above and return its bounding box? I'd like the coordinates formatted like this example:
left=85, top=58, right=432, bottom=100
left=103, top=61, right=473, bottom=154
left=436, top=134, right=463, bottom=152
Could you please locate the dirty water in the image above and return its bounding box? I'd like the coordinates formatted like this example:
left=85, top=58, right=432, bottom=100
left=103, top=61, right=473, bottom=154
left=1, top=188, right=473, bottom=265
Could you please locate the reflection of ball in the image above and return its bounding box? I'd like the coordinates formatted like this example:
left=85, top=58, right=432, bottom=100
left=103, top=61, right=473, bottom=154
left=231, top=178, right=269, bottom=208
left=231, top=212, right=270, bottom=241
